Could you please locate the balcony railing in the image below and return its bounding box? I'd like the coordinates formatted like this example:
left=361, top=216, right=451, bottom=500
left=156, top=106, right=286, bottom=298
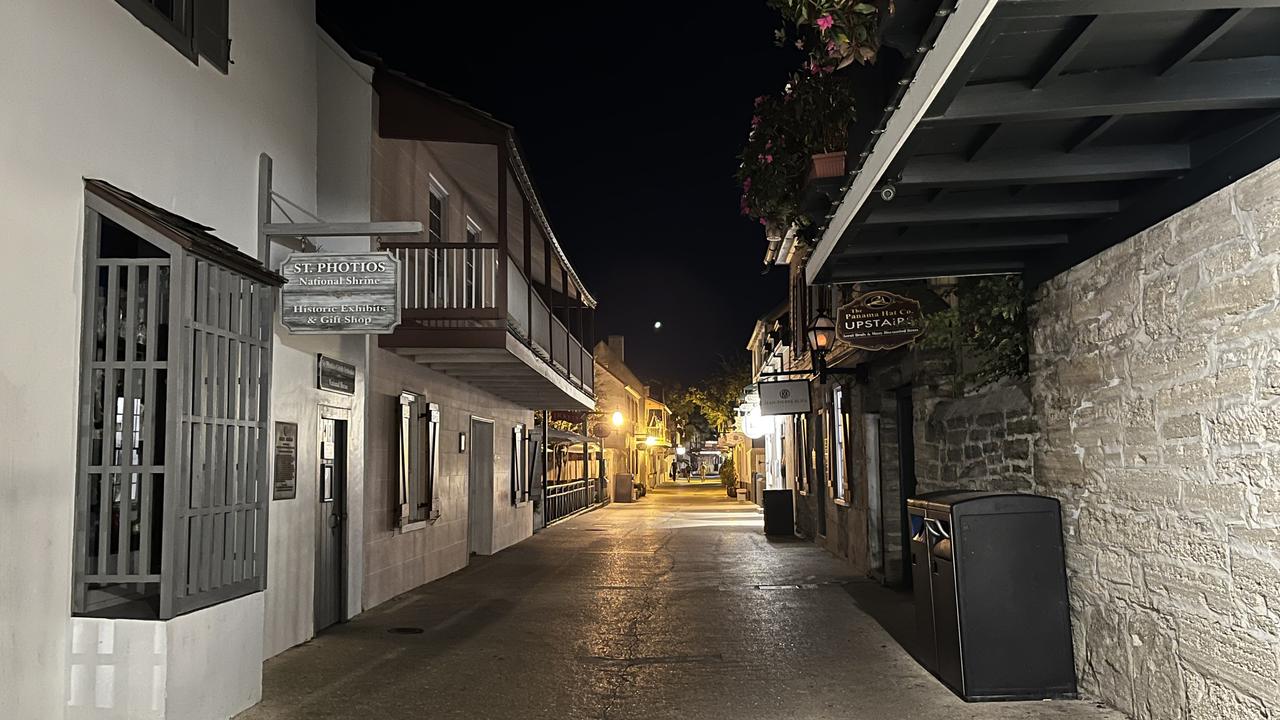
left=382, top=241, right=593, bottom=395
left=386, top=241, right=501, bottom=314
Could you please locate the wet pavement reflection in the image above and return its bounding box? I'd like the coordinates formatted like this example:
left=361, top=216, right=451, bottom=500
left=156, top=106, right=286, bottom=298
left=238, top=482, right=1122, bottom=720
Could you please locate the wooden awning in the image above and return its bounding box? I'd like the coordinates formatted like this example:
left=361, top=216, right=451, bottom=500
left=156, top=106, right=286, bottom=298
left=807, top=0, right=1280, bottom=286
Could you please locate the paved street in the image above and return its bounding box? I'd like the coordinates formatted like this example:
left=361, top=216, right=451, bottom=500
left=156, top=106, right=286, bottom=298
left=238, top=483, right=1122, bottom=720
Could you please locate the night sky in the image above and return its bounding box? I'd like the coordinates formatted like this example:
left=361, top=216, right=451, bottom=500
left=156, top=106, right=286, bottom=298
left=319, top=2, right=799, bottom=385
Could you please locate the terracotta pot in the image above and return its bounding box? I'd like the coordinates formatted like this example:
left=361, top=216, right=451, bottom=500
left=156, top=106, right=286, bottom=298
left=809, top=151, right=847, bottom=181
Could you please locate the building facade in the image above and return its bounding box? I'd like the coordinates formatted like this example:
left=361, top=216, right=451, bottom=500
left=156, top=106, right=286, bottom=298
left=0, top=5, right=598, bottom=718
left=754, top=1, right=1280, bottom=716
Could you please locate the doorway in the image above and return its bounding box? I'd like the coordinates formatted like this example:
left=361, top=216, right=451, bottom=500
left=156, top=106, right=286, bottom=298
left=315, top=413, right=348, bottom=632
left=895, top=386, right=917, bottom=588
left=468, top=417, right=495, bottom=556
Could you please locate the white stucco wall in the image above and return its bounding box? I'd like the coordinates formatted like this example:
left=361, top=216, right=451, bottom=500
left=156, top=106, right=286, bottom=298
left=259, top=32, right=375, bottom=663
left=65, top=592, right=263, bottom=720
left=0, top=1, right=336, bottom=716
left=364, top=351, right=534, bottom=609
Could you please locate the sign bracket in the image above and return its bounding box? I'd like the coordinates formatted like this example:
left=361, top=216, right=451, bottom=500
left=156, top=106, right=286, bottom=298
left=257, top=153, right=423, bottom=259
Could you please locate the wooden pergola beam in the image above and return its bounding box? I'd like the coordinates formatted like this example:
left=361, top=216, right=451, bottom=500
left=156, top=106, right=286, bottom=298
left=863, top=199, right=1119, bottom=225
left=898, top=145, right=1190, bottom=187
left=998, top=0, right=1280, bottom=18
left=925, top=56, right=1280, bottom=125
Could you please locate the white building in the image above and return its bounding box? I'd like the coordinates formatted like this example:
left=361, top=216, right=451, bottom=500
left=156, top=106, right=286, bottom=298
left=0, top=3, right=596, bottom=718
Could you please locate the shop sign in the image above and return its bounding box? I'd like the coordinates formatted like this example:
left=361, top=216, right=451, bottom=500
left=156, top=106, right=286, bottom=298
left=758, top=379, right=811, bottom=416
left=280, top=252, right=401, bottom=334
left=272, top=421, right=298, bottom=500
left=836, top=290, right=925, bottom=351
left=317, top=354, right=356, bottom=395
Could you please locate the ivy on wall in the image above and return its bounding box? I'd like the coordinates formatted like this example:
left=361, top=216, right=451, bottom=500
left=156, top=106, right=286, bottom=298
left=920, top=275, right=1029, bottom=388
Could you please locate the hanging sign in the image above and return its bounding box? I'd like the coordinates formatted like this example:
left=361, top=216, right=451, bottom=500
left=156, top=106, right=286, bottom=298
left=758, top=379, right=811, bottom=416
left=317, top=354, right=357, bottom=395
left=836, top=290, right=925, bottom=351
left=280, top=252, right=401, bottom=334
left=272, top=421, right=298, bottom=500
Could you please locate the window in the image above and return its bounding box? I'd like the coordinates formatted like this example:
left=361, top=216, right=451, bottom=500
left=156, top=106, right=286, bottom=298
left=831, top=385, right=848, bottom=502
left=398, top=393, right=440, bottom=524
left=511, top=424, right=531, bottom=506
left=427, top=179, right=447, bottom=243
left=73, top=182, right=276, bottom=620
left=115, top=0, right=229, bottom=72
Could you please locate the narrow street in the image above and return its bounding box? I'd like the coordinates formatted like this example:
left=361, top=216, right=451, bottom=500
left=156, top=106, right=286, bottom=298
left=239, top=484, right=1119, bottom=720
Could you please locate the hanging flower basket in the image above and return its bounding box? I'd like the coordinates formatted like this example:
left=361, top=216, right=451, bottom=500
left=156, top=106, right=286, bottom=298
left=808, top=150, right=847, bottom=181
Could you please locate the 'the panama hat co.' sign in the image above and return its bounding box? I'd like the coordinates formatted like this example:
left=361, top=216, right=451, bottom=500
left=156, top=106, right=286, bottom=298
left=836, top=290, right=925, bottom=351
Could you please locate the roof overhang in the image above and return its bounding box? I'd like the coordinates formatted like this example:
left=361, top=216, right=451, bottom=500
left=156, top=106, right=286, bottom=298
left=806, top=0, right=1280, bottom=286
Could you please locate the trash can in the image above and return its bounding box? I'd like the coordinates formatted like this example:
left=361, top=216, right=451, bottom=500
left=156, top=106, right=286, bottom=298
left=907, top=491, right=1076, bottom=702
left=612, top=473, right=635, bottom=503
left=762, top=489, right=794, bottom=536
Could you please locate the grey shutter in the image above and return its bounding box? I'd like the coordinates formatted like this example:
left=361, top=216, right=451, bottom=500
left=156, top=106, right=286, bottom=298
left=195, top=0, right=230, bottom=73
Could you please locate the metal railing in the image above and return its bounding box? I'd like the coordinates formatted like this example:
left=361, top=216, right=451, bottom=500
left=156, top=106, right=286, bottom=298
left=544, top=477, right=605, bottom=525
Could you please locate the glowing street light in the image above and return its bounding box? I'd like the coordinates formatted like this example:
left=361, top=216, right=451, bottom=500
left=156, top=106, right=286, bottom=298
left=644, top=436, right=658, bottom=447
left=675, top=446, right=687, bottom=456
left=611, top=411, right=624, bottom=427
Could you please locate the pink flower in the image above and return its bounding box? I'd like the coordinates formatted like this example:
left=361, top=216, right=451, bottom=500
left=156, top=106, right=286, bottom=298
left=760, top=218, right=768, bottom=226
left=765, top=154, right=774, bottom=164
left=816, top=14, right=835, bottom=31
left=826, top=40, right=838, bottom=55
left=751, top=115, right=761, bottom=129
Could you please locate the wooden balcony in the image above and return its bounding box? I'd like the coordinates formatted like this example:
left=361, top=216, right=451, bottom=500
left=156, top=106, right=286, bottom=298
left=378, top=241, right=595, bottom=410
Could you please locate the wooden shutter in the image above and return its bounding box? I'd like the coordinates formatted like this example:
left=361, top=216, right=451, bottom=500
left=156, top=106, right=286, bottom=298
left=195, top=0, right=230, bottom=73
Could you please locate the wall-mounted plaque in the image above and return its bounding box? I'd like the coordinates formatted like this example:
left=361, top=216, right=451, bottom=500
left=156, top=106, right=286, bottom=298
left=317, top=354, right=356, bottom=395
left=280, top=252, right=401, bottom=334
left=836, top=290, right=925, bottom=351
left=273, top=421, right=298, bottom=500
left=758, top=379, right=812, bottom=416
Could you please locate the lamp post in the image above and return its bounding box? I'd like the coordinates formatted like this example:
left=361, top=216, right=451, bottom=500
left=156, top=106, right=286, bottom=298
left=806, top=312, right=837, bottom=381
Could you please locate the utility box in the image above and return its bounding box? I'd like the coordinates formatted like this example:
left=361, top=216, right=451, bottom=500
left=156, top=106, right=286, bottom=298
left=762, top=489, right=794, bottom=536
left=907, top=491, right=1076, bottom=702
left=612, top=473, right=636, bottom=503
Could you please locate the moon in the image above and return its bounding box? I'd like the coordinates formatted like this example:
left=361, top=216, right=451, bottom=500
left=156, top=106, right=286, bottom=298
left=653, top=321, right=663, bottom=330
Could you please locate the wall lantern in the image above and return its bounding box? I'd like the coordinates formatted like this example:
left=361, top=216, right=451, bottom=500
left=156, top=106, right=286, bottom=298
left=807, top=312, right=837, bottom=380
left=611, top=411, right=625, bottom=427
left=459, top=432, right=467, bottom=453
left=675, top=446, right=687, bottom=456
left=644, top=436, right=658, bottom=447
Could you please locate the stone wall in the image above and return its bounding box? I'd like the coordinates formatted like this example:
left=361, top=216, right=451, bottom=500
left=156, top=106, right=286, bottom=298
left=918, top=384, right=1036, bottom=495
left=1030, top=159, right=1280, bottom=719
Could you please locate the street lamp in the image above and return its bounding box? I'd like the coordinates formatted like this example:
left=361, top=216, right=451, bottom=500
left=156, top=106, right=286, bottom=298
left=807, top=312, right=837, bottom=379
left=611, top=410, right=624, bottom=427
left=644, top=436, right=658, bottom=447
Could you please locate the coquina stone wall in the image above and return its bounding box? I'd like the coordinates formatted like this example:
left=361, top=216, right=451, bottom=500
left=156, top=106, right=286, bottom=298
left=1030, top=158, right=1280, bottom=719
left=917, top=384, right=1037, bottom=496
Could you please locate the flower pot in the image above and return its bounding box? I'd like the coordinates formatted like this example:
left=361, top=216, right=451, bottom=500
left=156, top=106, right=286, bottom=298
left=808, top=151, right=847, bottom=181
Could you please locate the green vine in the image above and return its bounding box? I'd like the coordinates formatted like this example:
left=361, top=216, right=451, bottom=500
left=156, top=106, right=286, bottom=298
left=920, top=275, right=1029, bottom=388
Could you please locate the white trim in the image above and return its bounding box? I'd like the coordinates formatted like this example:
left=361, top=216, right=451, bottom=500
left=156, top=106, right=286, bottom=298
left=805, top=0, right=1001, bottom=285
left=465, top=215, right=482, bottom=242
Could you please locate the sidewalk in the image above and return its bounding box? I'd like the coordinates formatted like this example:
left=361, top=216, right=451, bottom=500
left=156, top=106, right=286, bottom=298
left=237, top=484, right=1123, bottom=720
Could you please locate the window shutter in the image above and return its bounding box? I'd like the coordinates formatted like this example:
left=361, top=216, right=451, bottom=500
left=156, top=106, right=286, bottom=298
left=195, top=0, right=230, bottom=73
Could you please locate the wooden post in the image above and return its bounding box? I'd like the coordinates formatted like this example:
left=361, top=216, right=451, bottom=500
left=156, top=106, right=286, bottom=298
left=496, top=142, right=509, bottom=320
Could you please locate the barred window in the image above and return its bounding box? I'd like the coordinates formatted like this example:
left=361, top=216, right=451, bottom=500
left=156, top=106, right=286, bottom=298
left=73, top=181, right=278, bottom=620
